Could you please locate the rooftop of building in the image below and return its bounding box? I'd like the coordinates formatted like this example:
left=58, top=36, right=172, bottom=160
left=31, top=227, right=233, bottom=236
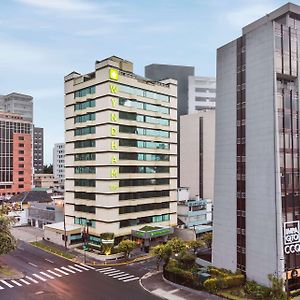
left=1, top=92, right=33, bottom=101
left=243, top=2, right=300, bottom=34
left=65, top=56, right=177, bottom=88
left=7, top=191, right=52, bottom=204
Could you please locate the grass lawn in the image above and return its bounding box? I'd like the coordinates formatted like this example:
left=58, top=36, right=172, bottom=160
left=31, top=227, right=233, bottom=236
left=31, top=242, right=75, bottom=260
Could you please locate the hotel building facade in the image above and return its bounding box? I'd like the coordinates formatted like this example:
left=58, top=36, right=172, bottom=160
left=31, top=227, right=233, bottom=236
left=0, top=112, right=32, bottom=197
left=213, top=3, right=300, bottom=290
left=64, top=56, right=177, bottom=242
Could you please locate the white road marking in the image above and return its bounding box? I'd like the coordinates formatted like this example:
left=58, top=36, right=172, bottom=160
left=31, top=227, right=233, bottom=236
left=117, top=275, right=135, bottom=281
left=40, top=272, right=54, bottom=279
left=74, top=264, right=89, bottom=271
left=47, top=270, right=62, bottom=277
left=80, top=264, right=95, bottom=270
left=68, top=265, right=82, bottom=272
left=98, top=267, right=114, bottom=273
left=123, top=277, right=139, bottom=282
left=32, top=274, right=47, bottom=282
left=26, top=276, right=38, bottom=284
left=11, top=280, right=22, bottom=287
left=61, top=266, right=75, bottom=274
left=1, top=280, right=14, bottom=288
left=108, top=271, right=125, bottom=277
left=0, top=285, right=4, bottom=290
left=55, top=268, right=69, bottom=276
left=45, top=259, right=54, bottom=264
left=113, top=273, right=131, bottom=279
left=19, top=279, right=31, bottom=285
left=102, top=270, right=121, bottom=275
left=28, top=262, right=38, bottom=268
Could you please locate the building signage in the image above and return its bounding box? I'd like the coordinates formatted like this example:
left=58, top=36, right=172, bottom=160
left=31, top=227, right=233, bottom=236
left=109, top=69, right=119, bottom=191
left=284, top=221, right=300, bottom=254
left=109, top=68, right=119, bottom=81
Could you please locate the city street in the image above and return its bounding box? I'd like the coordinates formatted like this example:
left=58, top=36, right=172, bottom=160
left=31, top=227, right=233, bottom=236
left=0, top=242, right=159, bottom=300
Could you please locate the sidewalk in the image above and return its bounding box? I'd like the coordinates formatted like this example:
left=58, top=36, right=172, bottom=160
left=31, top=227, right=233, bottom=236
left=33, top=239, right=151, bottom=266
left=140, top=271, right=222, bottom=300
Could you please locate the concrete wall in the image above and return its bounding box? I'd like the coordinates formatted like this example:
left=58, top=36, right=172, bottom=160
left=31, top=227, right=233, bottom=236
left=180, top=110, right=215, bottom=199
left=212, top=39, right=238, bottom=272
left=245, top=21, right=283, bottom=286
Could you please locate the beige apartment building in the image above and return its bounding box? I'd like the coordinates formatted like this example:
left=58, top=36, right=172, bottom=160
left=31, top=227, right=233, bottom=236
left=64, top=56, right=177, bottom=243
left=180, top=110, right=215, bottom=199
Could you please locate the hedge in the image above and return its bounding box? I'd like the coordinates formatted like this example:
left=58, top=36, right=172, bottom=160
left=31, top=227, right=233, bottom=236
left=204, top=274, right=245, bottom=292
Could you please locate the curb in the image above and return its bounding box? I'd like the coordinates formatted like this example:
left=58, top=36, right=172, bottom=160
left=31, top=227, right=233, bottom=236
left=85, top=254, right=152, bottom=267
left=139, top=271, right=168, bottom=300
left=29, top=243, right=76, bottom=263
left=30, top=242, right=151, bottom=267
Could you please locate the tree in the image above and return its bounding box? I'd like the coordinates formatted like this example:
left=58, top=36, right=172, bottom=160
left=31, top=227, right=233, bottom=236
left=42, top=164, right=53, bottom=174
left=0, top=214, right=16, bottom=260
left=187, top=239, right=205, bottom=254
left=201, top=232, right=213, bottom=249
left=167, top=238, right=186, bottom=254
left=151, top=244, right=172, bottom=270
left=178, top=251, right=196, bottom=270
left=117, top=240, right=137, bottom=260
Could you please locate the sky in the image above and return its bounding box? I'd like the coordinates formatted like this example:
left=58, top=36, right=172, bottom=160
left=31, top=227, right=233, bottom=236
left=0, top=0, right=296, bottom=163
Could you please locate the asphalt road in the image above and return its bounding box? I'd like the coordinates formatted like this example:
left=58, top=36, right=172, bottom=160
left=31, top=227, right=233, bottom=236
left=0, top=242, right=159, bottom=300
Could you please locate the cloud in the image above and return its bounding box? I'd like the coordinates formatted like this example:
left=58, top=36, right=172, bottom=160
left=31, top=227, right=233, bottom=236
left=224, top=2, right=275, bottom=28
left=0, top=36, right=67, bottom=75
left=15, top=0, right=93, bottom=12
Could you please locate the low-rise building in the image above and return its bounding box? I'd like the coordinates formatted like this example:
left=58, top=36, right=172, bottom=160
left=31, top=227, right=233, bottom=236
left=34, top=174, right=57, bottom=189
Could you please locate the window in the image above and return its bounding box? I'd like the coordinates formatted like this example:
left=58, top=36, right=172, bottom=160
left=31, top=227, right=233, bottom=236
left=18, top=136, right=24, bottom=141
left=19, top=178, right=24, bottom=182
left=74, top=153, right=96, bottom=161
left=74, top=166, right=95, bottom=174
left=119, top=166, right=169, bottom=174
left=74, top=99, right=95, bottom=110
left=119, top=139, right=169, bottom=150
left=19, top=157, right=24, bottom=161
left=119, top=214, right=170, bottom=228
left=74, top=179, right=96, bottom=187
left=119, top=111, right=169, bottom=126
left=18, top=171, right=24, bottom=175
left=119, top=152, right=169, bottom=161
left=119, top=190, right=169, bottom=201
left=119, top=202, right=169, bottom=214
left=75, top=205, right=95, bottom=214
left=119, top=98, right=169, bottom=114
left=119, top=125, right=169, bottom=138
left=74, top=113, right=96, bottom=123
left=74, top=139, right=96, bottom=148
left=118, top=84, right=169, bottom=102
left=18, top=184, right=24, bottom=188
left=19, top=150, right=24, bottom=154
left=74, top=217, right=96, bottom=228
left=19, top=143, right=24, bottom=147
left=74, top=126, right=95, bottom=136
left=119, top=178, right=169, bottom=187
left=74, top=192, right=96, bottom=200
left=19, top=164, right=24, bottom=168
left=74, top=86, right=96, bottom=98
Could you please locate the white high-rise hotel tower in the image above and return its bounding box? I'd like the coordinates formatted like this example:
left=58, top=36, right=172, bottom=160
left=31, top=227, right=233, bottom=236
left=64, top=56, right=177, bottom=244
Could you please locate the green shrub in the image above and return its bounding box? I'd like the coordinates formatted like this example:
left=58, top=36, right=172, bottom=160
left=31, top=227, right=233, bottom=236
left=208, top=267, right=232, bottom=277
left=177, top=251, right=196, bottom=270
left=244, top=280, right=271, bottom=299
left=219, top=275, right=245, bottom=289
left=165, top=265, right=201, bottom=290
left=203, top=278, right=219, bottom=292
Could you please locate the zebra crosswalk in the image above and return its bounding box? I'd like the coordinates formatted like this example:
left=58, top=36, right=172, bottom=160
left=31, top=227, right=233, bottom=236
left=0, top=263, right=95, bottom=292
left=96, top=267, right=139, bottom=283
